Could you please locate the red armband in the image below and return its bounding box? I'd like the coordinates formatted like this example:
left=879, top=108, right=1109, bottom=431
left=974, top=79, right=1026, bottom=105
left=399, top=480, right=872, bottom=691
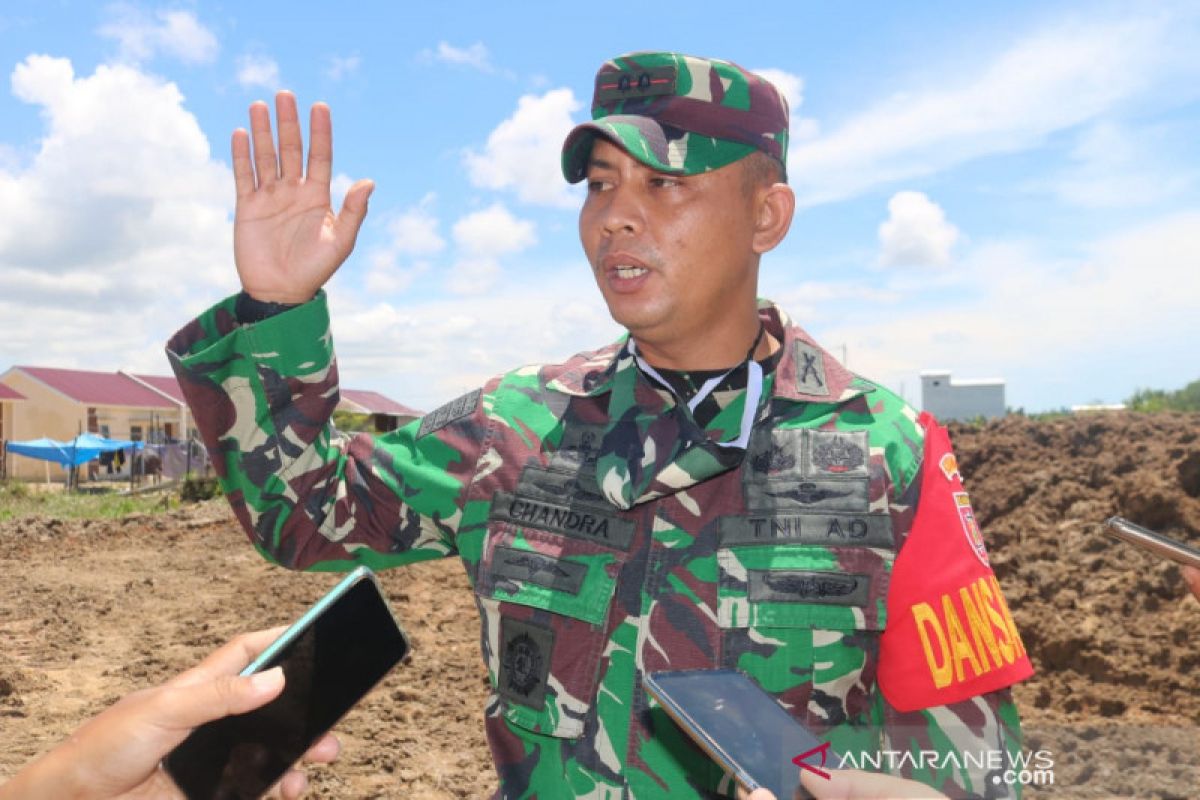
left=877, top=413, right=1033, bottom=712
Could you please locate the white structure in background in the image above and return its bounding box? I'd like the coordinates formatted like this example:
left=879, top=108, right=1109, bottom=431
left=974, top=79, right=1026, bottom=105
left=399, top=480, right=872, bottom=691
left=920, top=370, right=1006, bottom=422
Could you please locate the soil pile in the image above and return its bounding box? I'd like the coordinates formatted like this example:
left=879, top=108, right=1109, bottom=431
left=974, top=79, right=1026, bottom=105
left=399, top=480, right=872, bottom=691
left=0, top=410, right=1197, bottom=798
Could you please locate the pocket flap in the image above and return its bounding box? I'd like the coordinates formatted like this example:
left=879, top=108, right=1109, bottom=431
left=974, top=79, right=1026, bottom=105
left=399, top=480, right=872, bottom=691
left=718, top=544, right=892, bottom=631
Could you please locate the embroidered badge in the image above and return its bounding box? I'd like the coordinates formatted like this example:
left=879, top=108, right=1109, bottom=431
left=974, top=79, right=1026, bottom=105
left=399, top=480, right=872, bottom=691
left=748, top=479, right=869, bottom=513
left=812, top=436, right=865, bottom=474
left=748, top=570, right=870, bottom=606
left=493, top=545, right=587, bottom=595
left=954, top=491, right=989, bottom=566
left=498, top=618, right=554, bottom=710
left=939, top=453, right=962, bottom=483
left=417, top=388, right=481, bottom=439
left=718, top=512, right=894, bottom=548
left=751, top=442, right=797, bottom=474
left=804, top=431, right=869, bottom=478
left=793, top=342, right=830, bottom=396
left=595, top=66, right=677, bottom=103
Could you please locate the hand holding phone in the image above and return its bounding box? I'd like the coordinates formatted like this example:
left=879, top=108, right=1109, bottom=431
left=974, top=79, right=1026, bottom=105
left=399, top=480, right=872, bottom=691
left=644, top=669, right=837, bottom=800
left=1103, top=516, right=1200, bottom=569
left=163, top=566, right=410, bottom=799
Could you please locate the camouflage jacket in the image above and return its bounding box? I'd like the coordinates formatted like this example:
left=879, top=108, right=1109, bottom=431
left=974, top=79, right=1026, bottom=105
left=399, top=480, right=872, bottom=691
left=167, top=295, right=1026, bottom=800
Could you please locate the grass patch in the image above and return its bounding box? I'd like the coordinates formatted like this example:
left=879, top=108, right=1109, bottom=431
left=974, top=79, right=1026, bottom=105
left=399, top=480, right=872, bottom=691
left=0, top=481, right=177, bottom=521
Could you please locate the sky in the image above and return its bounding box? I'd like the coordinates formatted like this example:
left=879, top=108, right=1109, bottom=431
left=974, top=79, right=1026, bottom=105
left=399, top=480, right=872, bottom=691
left=0, top=1, right=1197, bottom=413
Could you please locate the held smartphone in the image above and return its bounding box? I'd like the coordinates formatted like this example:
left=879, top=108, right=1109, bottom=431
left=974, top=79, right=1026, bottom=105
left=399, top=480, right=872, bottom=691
left=644, top=669, right=837, bottom=800
left=1104, top=516, right=1200, bottom=569
left=163, top=566, right=410, bottom=800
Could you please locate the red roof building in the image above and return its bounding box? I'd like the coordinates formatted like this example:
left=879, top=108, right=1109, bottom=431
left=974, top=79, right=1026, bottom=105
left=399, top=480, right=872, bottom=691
left=1, top=364, right=422, bottom=477
left=16, top=366, right=178, bottom=409
left=339, top=389, right=422, bottom=419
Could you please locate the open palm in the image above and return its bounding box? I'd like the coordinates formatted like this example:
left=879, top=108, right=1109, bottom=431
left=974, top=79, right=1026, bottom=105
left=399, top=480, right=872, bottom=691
left=232, top=92, right=373, bottom=304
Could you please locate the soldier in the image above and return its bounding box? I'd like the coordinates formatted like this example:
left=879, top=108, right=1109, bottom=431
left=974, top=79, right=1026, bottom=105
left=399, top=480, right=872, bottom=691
left=167, top=52, right=1033, bottom=799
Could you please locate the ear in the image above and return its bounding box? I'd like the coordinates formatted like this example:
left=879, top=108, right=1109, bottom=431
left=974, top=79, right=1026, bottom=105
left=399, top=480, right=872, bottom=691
left=751, top=182, right=795, bottom=254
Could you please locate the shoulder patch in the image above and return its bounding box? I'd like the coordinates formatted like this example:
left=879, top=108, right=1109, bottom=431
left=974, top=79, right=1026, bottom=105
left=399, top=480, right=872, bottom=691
left=417, top=388, right=481, bottom=439
left=793, top=341, right=830, bottom=396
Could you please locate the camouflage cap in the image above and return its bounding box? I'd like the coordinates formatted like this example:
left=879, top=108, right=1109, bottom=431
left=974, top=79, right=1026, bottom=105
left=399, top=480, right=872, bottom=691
left=561, top=51, right=789, bottom=184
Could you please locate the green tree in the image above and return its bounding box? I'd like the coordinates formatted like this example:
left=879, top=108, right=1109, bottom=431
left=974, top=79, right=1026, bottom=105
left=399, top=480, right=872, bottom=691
left=1127, top=378, right=1200, bottom=412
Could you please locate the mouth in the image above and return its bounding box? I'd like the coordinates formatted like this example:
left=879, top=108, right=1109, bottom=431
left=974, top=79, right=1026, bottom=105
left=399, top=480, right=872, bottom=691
left=600, top=252, right=652, bottom=282
left=613, top=264, right=648, bottom=279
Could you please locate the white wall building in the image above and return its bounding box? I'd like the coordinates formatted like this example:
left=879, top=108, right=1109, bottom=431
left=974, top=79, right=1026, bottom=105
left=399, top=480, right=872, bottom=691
left=921, top=370, right=1006, bottom=422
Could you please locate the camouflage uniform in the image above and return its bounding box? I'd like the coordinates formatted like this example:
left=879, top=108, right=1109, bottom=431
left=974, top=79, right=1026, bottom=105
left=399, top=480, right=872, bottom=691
left=167, top=295, right=1025, bottom=799
left=169, top=50, right=1030, bottom=799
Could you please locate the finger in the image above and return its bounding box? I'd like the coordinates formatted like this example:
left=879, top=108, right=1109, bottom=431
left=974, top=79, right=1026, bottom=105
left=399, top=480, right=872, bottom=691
left=276, top=769, right=309, bottom=800
left=302, top=733, right=340, bottom=764
left=232, top=128, right=255, bottom=198
left=306, top=102, right=332, bottom=185
left=157, top=667, right=285, bottom=732
left=276, top=91, right=303, bottom=181
left=171, top=627, right=288, bottom=687
left=801, top=768, right=947, bottom=799
left=249, top=100, right=279, bottom=187
left=1184, top=565, right=1200, bottom=599
left=333, top=178, right=374, bottom=253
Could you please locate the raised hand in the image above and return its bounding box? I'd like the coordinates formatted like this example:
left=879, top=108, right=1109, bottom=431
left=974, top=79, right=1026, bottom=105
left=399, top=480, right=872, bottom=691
left=232, top=91, right=374, bottom=304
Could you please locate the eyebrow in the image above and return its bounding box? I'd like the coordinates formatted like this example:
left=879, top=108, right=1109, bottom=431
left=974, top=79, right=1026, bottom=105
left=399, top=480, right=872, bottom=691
left=586, top=156, right=617, bottom=171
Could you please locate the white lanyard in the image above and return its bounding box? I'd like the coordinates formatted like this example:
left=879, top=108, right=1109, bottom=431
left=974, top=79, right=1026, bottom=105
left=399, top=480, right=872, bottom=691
left=627, top=340, right=764, bottom=451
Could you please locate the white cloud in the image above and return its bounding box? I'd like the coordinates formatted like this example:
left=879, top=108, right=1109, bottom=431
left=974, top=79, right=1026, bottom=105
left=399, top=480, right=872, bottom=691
left=97, top=6, right=218, bottom=65
left=452, top=203, right=535, bottom=255
left=388, top=198, right=446, bottom=256
left=1042, top=120, right=1196, bottom=208
left=446, top=257, right=501, bottom=295
left=363, top=253, right=428, bottom=295
left=422, top=41, right=494, bottom=72
left=878, top=191, right=960, bottom=268
left=236, top=54, right=280, bottom=90
left=360, top=196, right=445, bottom=297
left=325, top=54, right=361, bottom=82
left=788, top=9, right=1198, bottom=207
left=327, top=269, right=622, bottom=410
left=797, top=211, right=1200, bottom=409
left=0, top=56, right=236, bottom=373
left=462, top=88, right=583, bottom=208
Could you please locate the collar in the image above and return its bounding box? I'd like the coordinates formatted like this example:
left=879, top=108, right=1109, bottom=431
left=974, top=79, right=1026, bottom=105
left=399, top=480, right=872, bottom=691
left=545, top=299, right=868, bottom=405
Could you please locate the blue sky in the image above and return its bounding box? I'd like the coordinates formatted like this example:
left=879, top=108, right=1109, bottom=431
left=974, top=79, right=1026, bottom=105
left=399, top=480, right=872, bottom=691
left=0, top=1, right=1197, bottom=412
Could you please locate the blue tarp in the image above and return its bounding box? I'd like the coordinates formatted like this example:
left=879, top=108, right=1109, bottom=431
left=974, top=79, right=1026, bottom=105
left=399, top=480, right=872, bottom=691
left=7, top=433, right=144, bottom=468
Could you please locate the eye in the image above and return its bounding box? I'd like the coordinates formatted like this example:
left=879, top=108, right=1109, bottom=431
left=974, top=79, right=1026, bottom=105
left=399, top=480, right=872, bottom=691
left=649, top=175, right=681, bottom=188
left=586, top=178, right=613, bottom=192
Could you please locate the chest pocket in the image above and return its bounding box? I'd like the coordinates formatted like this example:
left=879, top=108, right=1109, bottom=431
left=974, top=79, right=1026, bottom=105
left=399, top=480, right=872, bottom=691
left=475, top=490, right=631, bottom=738
left=716, top=514, right=894, bottom=734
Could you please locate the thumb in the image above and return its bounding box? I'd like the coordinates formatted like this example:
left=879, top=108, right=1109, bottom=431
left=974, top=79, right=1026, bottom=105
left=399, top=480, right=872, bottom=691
left=160, top=667, right=285, bottom=731
left=334, top=178, right=374, bottom=250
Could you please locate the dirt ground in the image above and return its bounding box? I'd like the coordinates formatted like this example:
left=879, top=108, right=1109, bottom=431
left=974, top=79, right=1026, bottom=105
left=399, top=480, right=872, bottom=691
left=1, top=411, right=1198, bottom=798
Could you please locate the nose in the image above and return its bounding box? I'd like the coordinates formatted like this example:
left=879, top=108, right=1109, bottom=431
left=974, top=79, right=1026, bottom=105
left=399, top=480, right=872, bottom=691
left=599, top=183, right=644, bottom=237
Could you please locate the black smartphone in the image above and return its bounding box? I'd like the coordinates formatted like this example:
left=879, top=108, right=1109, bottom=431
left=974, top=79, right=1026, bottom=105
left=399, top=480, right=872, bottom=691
left=1104, top=516, right=1200, bottom=569
left=644, top=668, right=837, bottom=800
left=163, top=566, right=410, bottom=799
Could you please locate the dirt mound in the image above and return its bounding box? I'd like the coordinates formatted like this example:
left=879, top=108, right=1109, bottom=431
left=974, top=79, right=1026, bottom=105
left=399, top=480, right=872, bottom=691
left=1, top=412, right=1198, bottom=798
left=949, top=412, right=1200, bottom=797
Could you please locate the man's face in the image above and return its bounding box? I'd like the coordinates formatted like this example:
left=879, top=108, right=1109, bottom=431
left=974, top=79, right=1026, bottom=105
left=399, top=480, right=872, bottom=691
left=579, top=138, right=761, bottom=350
